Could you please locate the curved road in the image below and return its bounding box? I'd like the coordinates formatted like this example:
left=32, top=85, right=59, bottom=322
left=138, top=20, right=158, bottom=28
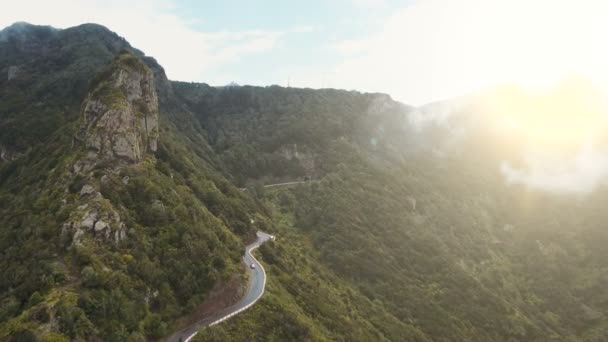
left=240, top=180, right=316, bottom=191
left=167, top=231, right=274, bottom=342
left=262, top=181, right=308, bottom=188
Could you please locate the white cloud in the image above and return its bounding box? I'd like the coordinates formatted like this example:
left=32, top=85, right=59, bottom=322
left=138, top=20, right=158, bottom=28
left=0, top=0, right=302, bottom=82
left=501, top=143, right=608, bottom=194
left=326, top=0, right=608, bottom=105
left=4, top=0, right=608, bottom=103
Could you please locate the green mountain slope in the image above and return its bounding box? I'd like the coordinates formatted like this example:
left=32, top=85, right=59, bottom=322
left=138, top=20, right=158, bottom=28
left=2, top=22, right=608, bottom=342
left=176, top=84, right=608, bottom=341
left=0, top=23, right=260, bottom=341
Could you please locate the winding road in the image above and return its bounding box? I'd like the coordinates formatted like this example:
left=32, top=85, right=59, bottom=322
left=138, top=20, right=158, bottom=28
left=167, top=231, right=274, bottom=342
left=262, top=181, right=309, bottom=188
left=239, top=180, right=315, bottom=192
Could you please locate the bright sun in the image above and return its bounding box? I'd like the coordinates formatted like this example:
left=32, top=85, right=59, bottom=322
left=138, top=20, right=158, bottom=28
left=481, top=78, right=608, bottom=150
left=453, top=1, right=608, bottom=148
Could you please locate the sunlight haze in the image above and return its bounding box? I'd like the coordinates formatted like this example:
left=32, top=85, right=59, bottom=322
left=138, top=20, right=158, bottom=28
left=4, top=2, right=608, bottom=341
left=2, top=0, right=608, bottom=193
left=2, top=0, right=607, bottom=105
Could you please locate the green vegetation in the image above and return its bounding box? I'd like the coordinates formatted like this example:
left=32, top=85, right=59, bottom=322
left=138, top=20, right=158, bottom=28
left=194, top=189, right=428, bottom=342
left=0, top=23, right=260, bottom=341
left=177, top=82, right=608, bottom=340
left=193, top=139, right=608, bottom=341
left=2, top=22, right=608, bottom=342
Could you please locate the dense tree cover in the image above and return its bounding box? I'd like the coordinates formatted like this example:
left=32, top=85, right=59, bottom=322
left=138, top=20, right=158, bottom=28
left=0, top=23, right=260, bottom=341
left=3, top=22, right=608, bottom=342
left=195, top=191, right=429, bottom=342
left=194, top=139, right=608, bottom=341
left=172, top=82, right=411, bottom=185
left=179, top=83, right=608, bottom=341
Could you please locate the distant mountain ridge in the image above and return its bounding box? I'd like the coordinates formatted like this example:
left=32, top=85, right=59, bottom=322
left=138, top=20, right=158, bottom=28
left=1, top=22, right=608, bottom=342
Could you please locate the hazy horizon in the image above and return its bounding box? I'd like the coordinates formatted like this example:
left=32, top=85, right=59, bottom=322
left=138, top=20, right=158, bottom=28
left=4, top=4, right=608, bottom=341
left=3, top=0, right=608, bottom=106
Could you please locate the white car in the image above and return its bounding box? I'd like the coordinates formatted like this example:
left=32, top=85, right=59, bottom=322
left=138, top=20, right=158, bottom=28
left=250, top=263, right=256, bottom=269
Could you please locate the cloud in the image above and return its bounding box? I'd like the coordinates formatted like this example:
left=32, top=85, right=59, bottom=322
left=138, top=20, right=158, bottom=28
left=501, top=143, right=608, bottom=194
left=407, top=96, right=472, bottom=130
left=488, top=79, right=608, bottom=194
left=0, top=0, right=304, bottom=82
left=327, top=0, right=608, bottom=105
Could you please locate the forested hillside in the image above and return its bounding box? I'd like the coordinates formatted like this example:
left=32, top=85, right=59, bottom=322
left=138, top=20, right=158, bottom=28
left=177, top=83, right=608, bottom=341
left=1, top=22, right=608, bottom=342
left=0, top=23, right=261, bottom=341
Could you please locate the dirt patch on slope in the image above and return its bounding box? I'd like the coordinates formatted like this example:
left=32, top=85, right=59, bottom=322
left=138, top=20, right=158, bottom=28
left=172, top=270, right=247, bottom=329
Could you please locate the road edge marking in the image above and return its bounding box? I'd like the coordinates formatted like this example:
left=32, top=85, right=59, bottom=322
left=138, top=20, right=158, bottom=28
left=183, top=234, right=269, bottom=342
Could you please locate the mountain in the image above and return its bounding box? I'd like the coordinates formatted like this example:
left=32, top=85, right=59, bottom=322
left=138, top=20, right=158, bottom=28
left=1, top=22, right=608, bottom=342
left=180, top=83, right=608, bottom=341
left=0, top=22, right=260, bottom=341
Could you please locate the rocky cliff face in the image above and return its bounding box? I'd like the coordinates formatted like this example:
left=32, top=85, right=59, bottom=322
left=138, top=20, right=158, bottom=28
left=62, top=52, right=160, bottom=246
left=61, top=184, right=128, bottom=247
left=77, top=52, right=158, bottom=162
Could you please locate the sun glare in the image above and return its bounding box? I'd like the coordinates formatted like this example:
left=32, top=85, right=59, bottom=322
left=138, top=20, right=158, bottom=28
left=483, top=78, right=608, bottom=150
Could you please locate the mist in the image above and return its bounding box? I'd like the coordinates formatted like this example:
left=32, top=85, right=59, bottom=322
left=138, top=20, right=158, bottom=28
left=408, top=84, right=608, bottom=195
left=500, top=143, right=608, bottom=194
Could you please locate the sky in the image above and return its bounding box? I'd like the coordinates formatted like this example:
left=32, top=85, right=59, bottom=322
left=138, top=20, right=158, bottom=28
left=3, top=0, right=608, bottom=105
left=3, top=0, right=608, bottom=194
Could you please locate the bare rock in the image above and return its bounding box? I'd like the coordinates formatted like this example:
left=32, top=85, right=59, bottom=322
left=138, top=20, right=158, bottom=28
left=114, top=226, right=127, bottom=243
left=80, top=210, right=98, bottom=230
left=72, top=228, right=85, bottom=246
left=151, top=199, right=165, bottom=213
left=77, top=52, right=159, bottom=163
left=7, top=66, right=18, bottom=80
left=80, top=184, right=96, bottom=197
left=63, top=195, right=128, bottom=247
left=278, top=143, right=316, bottom=174
left=72, top=158, right=96, bottom=175
left=94, top=220, right=108, bottom=232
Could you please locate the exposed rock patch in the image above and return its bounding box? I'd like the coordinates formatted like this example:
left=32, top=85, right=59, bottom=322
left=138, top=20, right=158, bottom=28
left=63, top=53, right=156, bottom=247
left=62, top=186, right=127, bottom=247
left=7, top=66, right=18, bottom=80
left=76, top=52, right=159, bottom=163
left=79, top=184, right=96, bottom=197
left=278, top=143, right=316, bottom=174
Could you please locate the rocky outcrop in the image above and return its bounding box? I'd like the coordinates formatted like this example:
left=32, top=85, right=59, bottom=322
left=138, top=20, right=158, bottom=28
left=61, top=185, right=127, bottom=247
left=278, top=143, right=316, bottom=174
left=76, top=52, right=159, bottom=163
left=7, top=66, right=18, bottom=80
left=63, top=53, right=158, bottom=247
